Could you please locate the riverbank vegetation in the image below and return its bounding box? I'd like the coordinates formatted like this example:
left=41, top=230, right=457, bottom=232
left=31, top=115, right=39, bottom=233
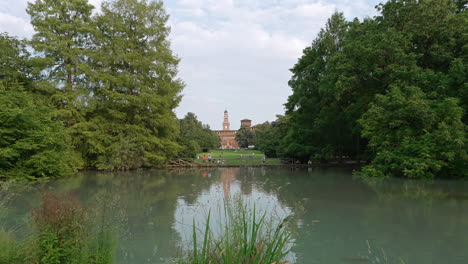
left=195, top=149, right=286, bottom=166
left=177, top=113, right=221, bottom=158
left=0, top=187, right=117, bottom=264
left=257, top=0, right=467, bottom=179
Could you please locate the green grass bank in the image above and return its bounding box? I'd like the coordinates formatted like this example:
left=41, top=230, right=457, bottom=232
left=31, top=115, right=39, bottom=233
left=193, top=149, right=286, bottom=166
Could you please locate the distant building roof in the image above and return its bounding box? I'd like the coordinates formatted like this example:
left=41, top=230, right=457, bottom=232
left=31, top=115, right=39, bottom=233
left=241, top=119, right=251, bottom=121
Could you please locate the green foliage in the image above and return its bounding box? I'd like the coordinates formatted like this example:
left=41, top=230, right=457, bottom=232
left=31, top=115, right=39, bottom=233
left=359, top=85, right=467, bottom=178
left=0, top=183, right=30, bottom=264
left=0, top=0, right=185, bottom=177
left=32, top=192, right=91, bottom=264
left=6, top=0, right=185, bottom=173
left=235, top=125, right=256, bottom=149
left=30, top=191, right=117, bottom=264
left=177, top=112, right=220, bottom=158
left=27, top=0, right=95, bottom=127
left=0, top=229, right=29, bottom=264
left=70, top=0, right=183, bottom=170
left=283, top=12, right=358, bottom=162
left=0, top=88, right=81, bottom=179
left=0, top=33, right=31, bottom=87
left=255, top=116, right=289, bottom=158
left=282, top=0, right=467, bottom=176
left=252, top=123, right=276, bottom=157
left=0, top=190, right=118, bottom=264
left=27, top=0, right=94, bottom=87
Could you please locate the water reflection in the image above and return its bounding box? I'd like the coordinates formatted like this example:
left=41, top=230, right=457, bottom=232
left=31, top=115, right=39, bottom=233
left=3, top=168, right=468, bottom=264
left=173, top=167, right=294, bottom=261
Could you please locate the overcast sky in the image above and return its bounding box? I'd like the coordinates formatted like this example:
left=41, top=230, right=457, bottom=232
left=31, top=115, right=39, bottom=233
left=0, top=0, right=382, bottom=130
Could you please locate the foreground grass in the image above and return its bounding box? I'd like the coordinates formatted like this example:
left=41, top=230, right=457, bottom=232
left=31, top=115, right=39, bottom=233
left=0, top=184, right=117, bottom=264
left=176, top=196, right=295, bottom=264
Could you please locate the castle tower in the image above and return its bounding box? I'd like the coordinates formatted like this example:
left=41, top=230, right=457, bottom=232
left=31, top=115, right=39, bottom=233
left=223, top=110, right=230, bottom=130
left=240, top=119, right=252, bottom=127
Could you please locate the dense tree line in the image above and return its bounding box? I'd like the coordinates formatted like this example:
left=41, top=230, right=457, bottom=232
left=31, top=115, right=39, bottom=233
left=0, top=0, right=199, bottom=178
left=177, top=112, right=220, bottom=158
left=269, top=0, right=467, bottom=178
left=254, top=116, right=289, bottom=158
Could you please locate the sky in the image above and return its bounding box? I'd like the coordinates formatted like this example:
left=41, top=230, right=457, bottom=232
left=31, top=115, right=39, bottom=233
left=0, top=0, right=382, bottom=130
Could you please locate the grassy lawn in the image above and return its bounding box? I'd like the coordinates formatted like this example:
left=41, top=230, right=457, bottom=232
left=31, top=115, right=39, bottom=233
left=194, top=149, right=284, bottom=166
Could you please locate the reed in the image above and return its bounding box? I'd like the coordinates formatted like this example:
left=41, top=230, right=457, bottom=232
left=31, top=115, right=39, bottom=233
left=178, top=197, right=295, bottom=264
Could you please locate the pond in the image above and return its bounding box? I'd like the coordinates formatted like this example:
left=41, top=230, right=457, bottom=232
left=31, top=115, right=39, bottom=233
left=3, top=167, right=468, bottom=264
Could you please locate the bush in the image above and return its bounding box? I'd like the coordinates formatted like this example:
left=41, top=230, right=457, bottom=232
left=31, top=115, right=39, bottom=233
left=29, top=191, right=116, bottom=264
left=359, top=86, right=467, bottom=178
left=0, top=229, right=28, bottom=264
left=0, top=88, right=81, bottom=179
left=31, top=192, right=91, bottom=264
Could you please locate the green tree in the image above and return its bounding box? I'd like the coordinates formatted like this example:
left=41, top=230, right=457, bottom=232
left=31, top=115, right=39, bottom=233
left=255, top=117, right=288, bottom=158
left=71, top=0, right=184, bottom=170
left=0, top=86, right=81, bottom=179
left=282, top=0, right=467, bottom=177
left=283, top=12, right=354, bottom=162
left=359, top=85, right=467, bottom=178
left=0, top=33, right=31, bottom=87
left=177, top=112, right=220, bottom=157
left=235, top=125, right=255, bottom=149
left=27, top=0, right=95, bottom=126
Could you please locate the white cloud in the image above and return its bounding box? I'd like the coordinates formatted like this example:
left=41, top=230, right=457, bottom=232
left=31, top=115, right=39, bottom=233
left=291, top=2, right=336, bottom=17
left=0, top=12, right=33, bottom=38
left=169, top=0, right=342, bottom=129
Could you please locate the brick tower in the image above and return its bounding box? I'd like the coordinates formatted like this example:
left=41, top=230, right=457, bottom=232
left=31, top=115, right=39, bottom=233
left=223, top=110, right=230, bottom=130
left=240, top=119, right=252, bottom=127
left=214, top=110, right=239, bottom=149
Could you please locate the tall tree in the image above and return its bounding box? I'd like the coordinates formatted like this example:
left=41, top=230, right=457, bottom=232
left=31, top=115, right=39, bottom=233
left=27, top=0, right=94, bottom=87
left=72, top=0, right=184, bottom=170
left=284, top=12, right=352, bottom=161
left=27, top=0, right=95, bottom=126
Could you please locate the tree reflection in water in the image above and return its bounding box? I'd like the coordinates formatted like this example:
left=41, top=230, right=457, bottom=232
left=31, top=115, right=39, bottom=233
left=3, top=168, right=468, bottom=264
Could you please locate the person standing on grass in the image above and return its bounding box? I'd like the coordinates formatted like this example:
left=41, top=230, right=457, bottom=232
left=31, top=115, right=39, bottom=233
left=203, top=155, right=207, bottom=163
left=262, top=156, right=266, bottom=164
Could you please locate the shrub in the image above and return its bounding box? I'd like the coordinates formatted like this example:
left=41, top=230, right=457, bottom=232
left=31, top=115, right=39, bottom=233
left=31, top=192, right=90, bottom=264
left=0, top=229, right=27, bottom=264
left=30, top=191, right=117, bottom=264
left=0, top=88, right=81, bottom=179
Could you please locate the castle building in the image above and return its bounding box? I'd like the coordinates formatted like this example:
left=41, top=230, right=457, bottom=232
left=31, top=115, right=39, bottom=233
left=213, top=110, right=255, bottom=149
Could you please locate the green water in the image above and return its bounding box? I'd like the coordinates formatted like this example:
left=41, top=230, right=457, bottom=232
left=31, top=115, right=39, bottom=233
left=3, top=167, right=468, bottom=263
